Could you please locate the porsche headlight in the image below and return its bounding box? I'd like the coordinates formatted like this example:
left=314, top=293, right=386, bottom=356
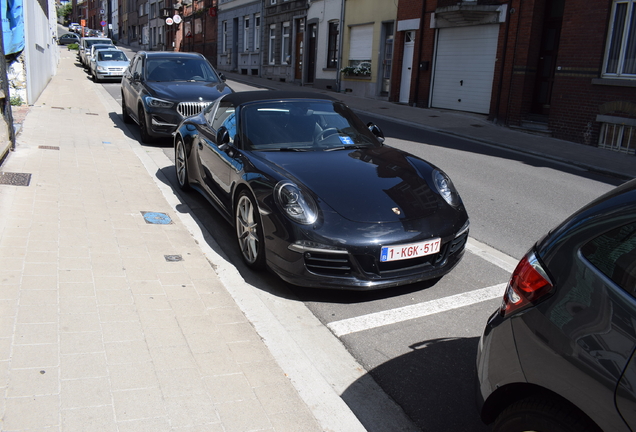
left=274, top=181, right=318, bottom=225
left=433, top=169, right=461, bottom=207
left=144, top=96, right=173, bottom=109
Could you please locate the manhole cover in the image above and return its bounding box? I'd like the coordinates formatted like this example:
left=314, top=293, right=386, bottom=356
left=0, top=172, right=31, bottom=186
left=164, top=255, right=183, bottom=262
left=141, top=211, right=173, bottom=224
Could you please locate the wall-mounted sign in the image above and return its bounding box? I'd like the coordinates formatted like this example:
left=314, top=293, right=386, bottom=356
left=173, top=15, right=182, bottom=24
left=166, top=17, right=174, bottom=25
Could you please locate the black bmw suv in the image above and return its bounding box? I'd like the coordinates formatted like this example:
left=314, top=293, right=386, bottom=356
left=477, top=178, right=636, bottom=432
left=121, top=51, right=233, bottom=143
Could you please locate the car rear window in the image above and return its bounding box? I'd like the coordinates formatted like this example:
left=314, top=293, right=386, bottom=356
left=581, top=221, right=636, bottom=292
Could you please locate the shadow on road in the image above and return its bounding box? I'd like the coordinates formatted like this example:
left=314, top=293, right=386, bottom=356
left=342, top=336, right=489, bottom=432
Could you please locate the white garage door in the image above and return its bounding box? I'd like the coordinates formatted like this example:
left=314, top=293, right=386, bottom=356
left=431, top=24, right=499, bottom=114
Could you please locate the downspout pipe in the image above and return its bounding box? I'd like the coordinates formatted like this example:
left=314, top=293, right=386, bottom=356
left=412, top=0, right=427, bottom=106
left=336, top=0, right=345, bottom=93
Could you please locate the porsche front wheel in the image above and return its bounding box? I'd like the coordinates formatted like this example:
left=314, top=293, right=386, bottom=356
left=175, top=138, right=190, bottom=191
left=235, top=191, right=265, bottom=269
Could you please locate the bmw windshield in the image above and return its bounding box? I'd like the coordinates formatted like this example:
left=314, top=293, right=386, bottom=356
left=145, top=57, right=221, bottom=83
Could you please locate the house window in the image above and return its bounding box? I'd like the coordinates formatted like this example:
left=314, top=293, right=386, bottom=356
left=222, top=21, right=228, bottom=54
left=255, top=14, right=261, bottom=50
left=269, top=24, right=276, bottom=64
left=244, top=16, right=250, bottom=51
left=604, top=0, right=636, bottom=77
left=271, top=0, right=276, bottom=4
left=195, top=18, right=202, bottom=35
left=599, top=120, right=636, bottom=154
left=327, top=21, right=339, bottom=69
left=282, top=22, right=291, bottom=64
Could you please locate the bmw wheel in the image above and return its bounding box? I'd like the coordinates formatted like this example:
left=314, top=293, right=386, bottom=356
left=235, top=191, right=266, bottom=269
left=121, top=93, right=132, bottom=124
left=138, top=105, right=154, bottom=144
left=175, top=138, right=190, bottom=191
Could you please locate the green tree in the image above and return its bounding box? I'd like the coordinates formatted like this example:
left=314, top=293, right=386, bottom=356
left=57, top=3, right=72, bottom=20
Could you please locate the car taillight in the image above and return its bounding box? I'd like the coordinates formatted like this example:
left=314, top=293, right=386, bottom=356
left=499, top=251, right=553, bottom=318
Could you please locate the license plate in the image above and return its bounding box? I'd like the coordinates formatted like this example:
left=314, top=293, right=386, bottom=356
left=380, top=238, right=441, bottom=262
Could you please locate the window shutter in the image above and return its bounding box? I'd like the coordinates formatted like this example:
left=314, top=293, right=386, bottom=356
left=349, top=25, right=373, bottom=61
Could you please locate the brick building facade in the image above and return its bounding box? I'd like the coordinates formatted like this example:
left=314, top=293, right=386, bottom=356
left=392, top=0, right=636, bottom=151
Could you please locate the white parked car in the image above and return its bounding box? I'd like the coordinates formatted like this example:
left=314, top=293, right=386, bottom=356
left=90, top=49, right=130, bottom=82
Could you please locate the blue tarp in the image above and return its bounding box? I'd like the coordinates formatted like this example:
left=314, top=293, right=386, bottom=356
left=1, top=0, right=24, bottom=55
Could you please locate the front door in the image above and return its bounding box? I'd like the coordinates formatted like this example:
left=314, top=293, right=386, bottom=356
left=530, top=0, right=565, bottom=116
left=307, top=23, right=317, bottom=83
left=399, top=31, right=415, bottom=104
left=295, top=18, right=305, bottom=80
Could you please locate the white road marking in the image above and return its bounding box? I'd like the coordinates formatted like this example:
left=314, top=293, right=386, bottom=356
left=466, top=237, right=519, bottom=273
left=327, top=283, right=507, bottom=337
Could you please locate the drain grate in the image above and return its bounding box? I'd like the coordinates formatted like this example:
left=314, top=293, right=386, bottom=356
left=141, top=211, right=173, bottom=224
left=38, top=146, right=60, bottom=150
left=429, top=115, right=439, bottom=118
left=0, top=172, right=32, bottom=186
left=86, top=113, right=99, bottom=116
left=470, top=124, right=484, bottom=128
left=52, top=107, right=65, bottom=110
left=164, top=255, right=183, bottom=262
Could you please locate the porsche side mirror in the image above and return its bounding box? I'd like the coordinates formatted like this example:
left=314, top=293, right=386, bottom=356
left=219, top=73, right=226, bottom=82
left=367, top=122, right=385, bottom=143
left=217, top=126, right=231, bottom=148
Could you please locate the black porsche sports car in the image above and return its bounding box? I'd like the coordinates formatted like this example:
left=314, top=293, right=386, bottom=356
left=174, top=91, right=469, bottom=290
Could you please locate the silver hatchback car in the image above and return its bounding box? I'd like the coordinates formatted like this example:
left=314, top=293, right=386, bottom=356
left=90, top=49, right=130, bottom=82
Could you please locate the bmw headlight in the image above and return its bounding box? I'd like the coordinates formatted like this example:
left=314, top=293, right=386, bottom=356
left=274, top=181, right=318, bottom=225
left=144, top=96, right=173, bottom=109
left=433, top=169, right=461, bottom=207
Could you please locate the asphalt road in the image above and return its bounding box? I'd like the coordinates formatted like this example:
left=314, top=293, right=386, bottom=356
left=91, top=51, right=623, bottom=431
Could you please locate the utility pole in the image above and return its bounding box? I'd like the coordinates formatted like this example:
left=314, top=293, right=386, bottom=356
left=0, top=14, right=16, bottom=152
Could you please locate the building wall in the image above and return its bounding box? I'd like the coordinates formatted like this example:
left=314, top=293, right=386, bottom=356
left=547, top=1, right=614, bottom=145
left=307, top=0, right=342, bottom=91
left=261, top=0, right=307, bottom=83
left=217, top=0, right=261, bottom=74
left=24, top=0, right=58, bottom=104
left=340, top=0, right=397, bottom=98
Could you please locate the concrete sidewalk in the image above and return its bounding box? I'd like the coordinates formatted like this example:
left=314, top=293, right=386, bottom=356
left=0, top=49, right=384, bottom=431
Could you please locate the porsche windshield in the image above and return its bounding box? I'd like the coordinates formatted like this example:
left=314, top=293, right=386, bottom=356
left=241, top=100, right=380, bottom=151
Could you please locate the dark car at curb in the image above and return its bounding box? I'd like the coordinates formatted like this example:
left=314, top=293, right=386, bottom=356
left=121, top=51, right=232, bottom=143
left=173, top=91, right=469, bottom=290
left=58, top=33, right=80, bottom=45
left=476, top=178, right=636, bottom=432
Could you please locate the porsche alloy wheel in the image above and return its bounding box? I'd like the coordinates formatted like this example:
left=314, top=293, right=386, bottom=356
left=235, top=191, right=265, bottom=269
left=175, top=139, right=190, bottom=191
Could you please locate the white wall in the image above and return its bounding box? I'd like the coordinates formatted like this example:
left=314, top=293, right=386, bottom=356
left=308, top=0, right=342, bottom=82
left=24, top=0, right=58, bottom=104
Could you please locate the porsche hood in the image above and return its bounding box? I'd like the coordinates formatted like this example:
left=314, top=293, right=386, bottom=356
left=146, top=81, right=232, bottom=102
left=256, top=146, right=458, bottom=223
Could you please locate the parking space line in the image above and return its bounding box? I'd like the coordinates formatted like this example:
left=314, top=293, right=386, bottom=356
left=327, top=283, right=507, bottom=337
